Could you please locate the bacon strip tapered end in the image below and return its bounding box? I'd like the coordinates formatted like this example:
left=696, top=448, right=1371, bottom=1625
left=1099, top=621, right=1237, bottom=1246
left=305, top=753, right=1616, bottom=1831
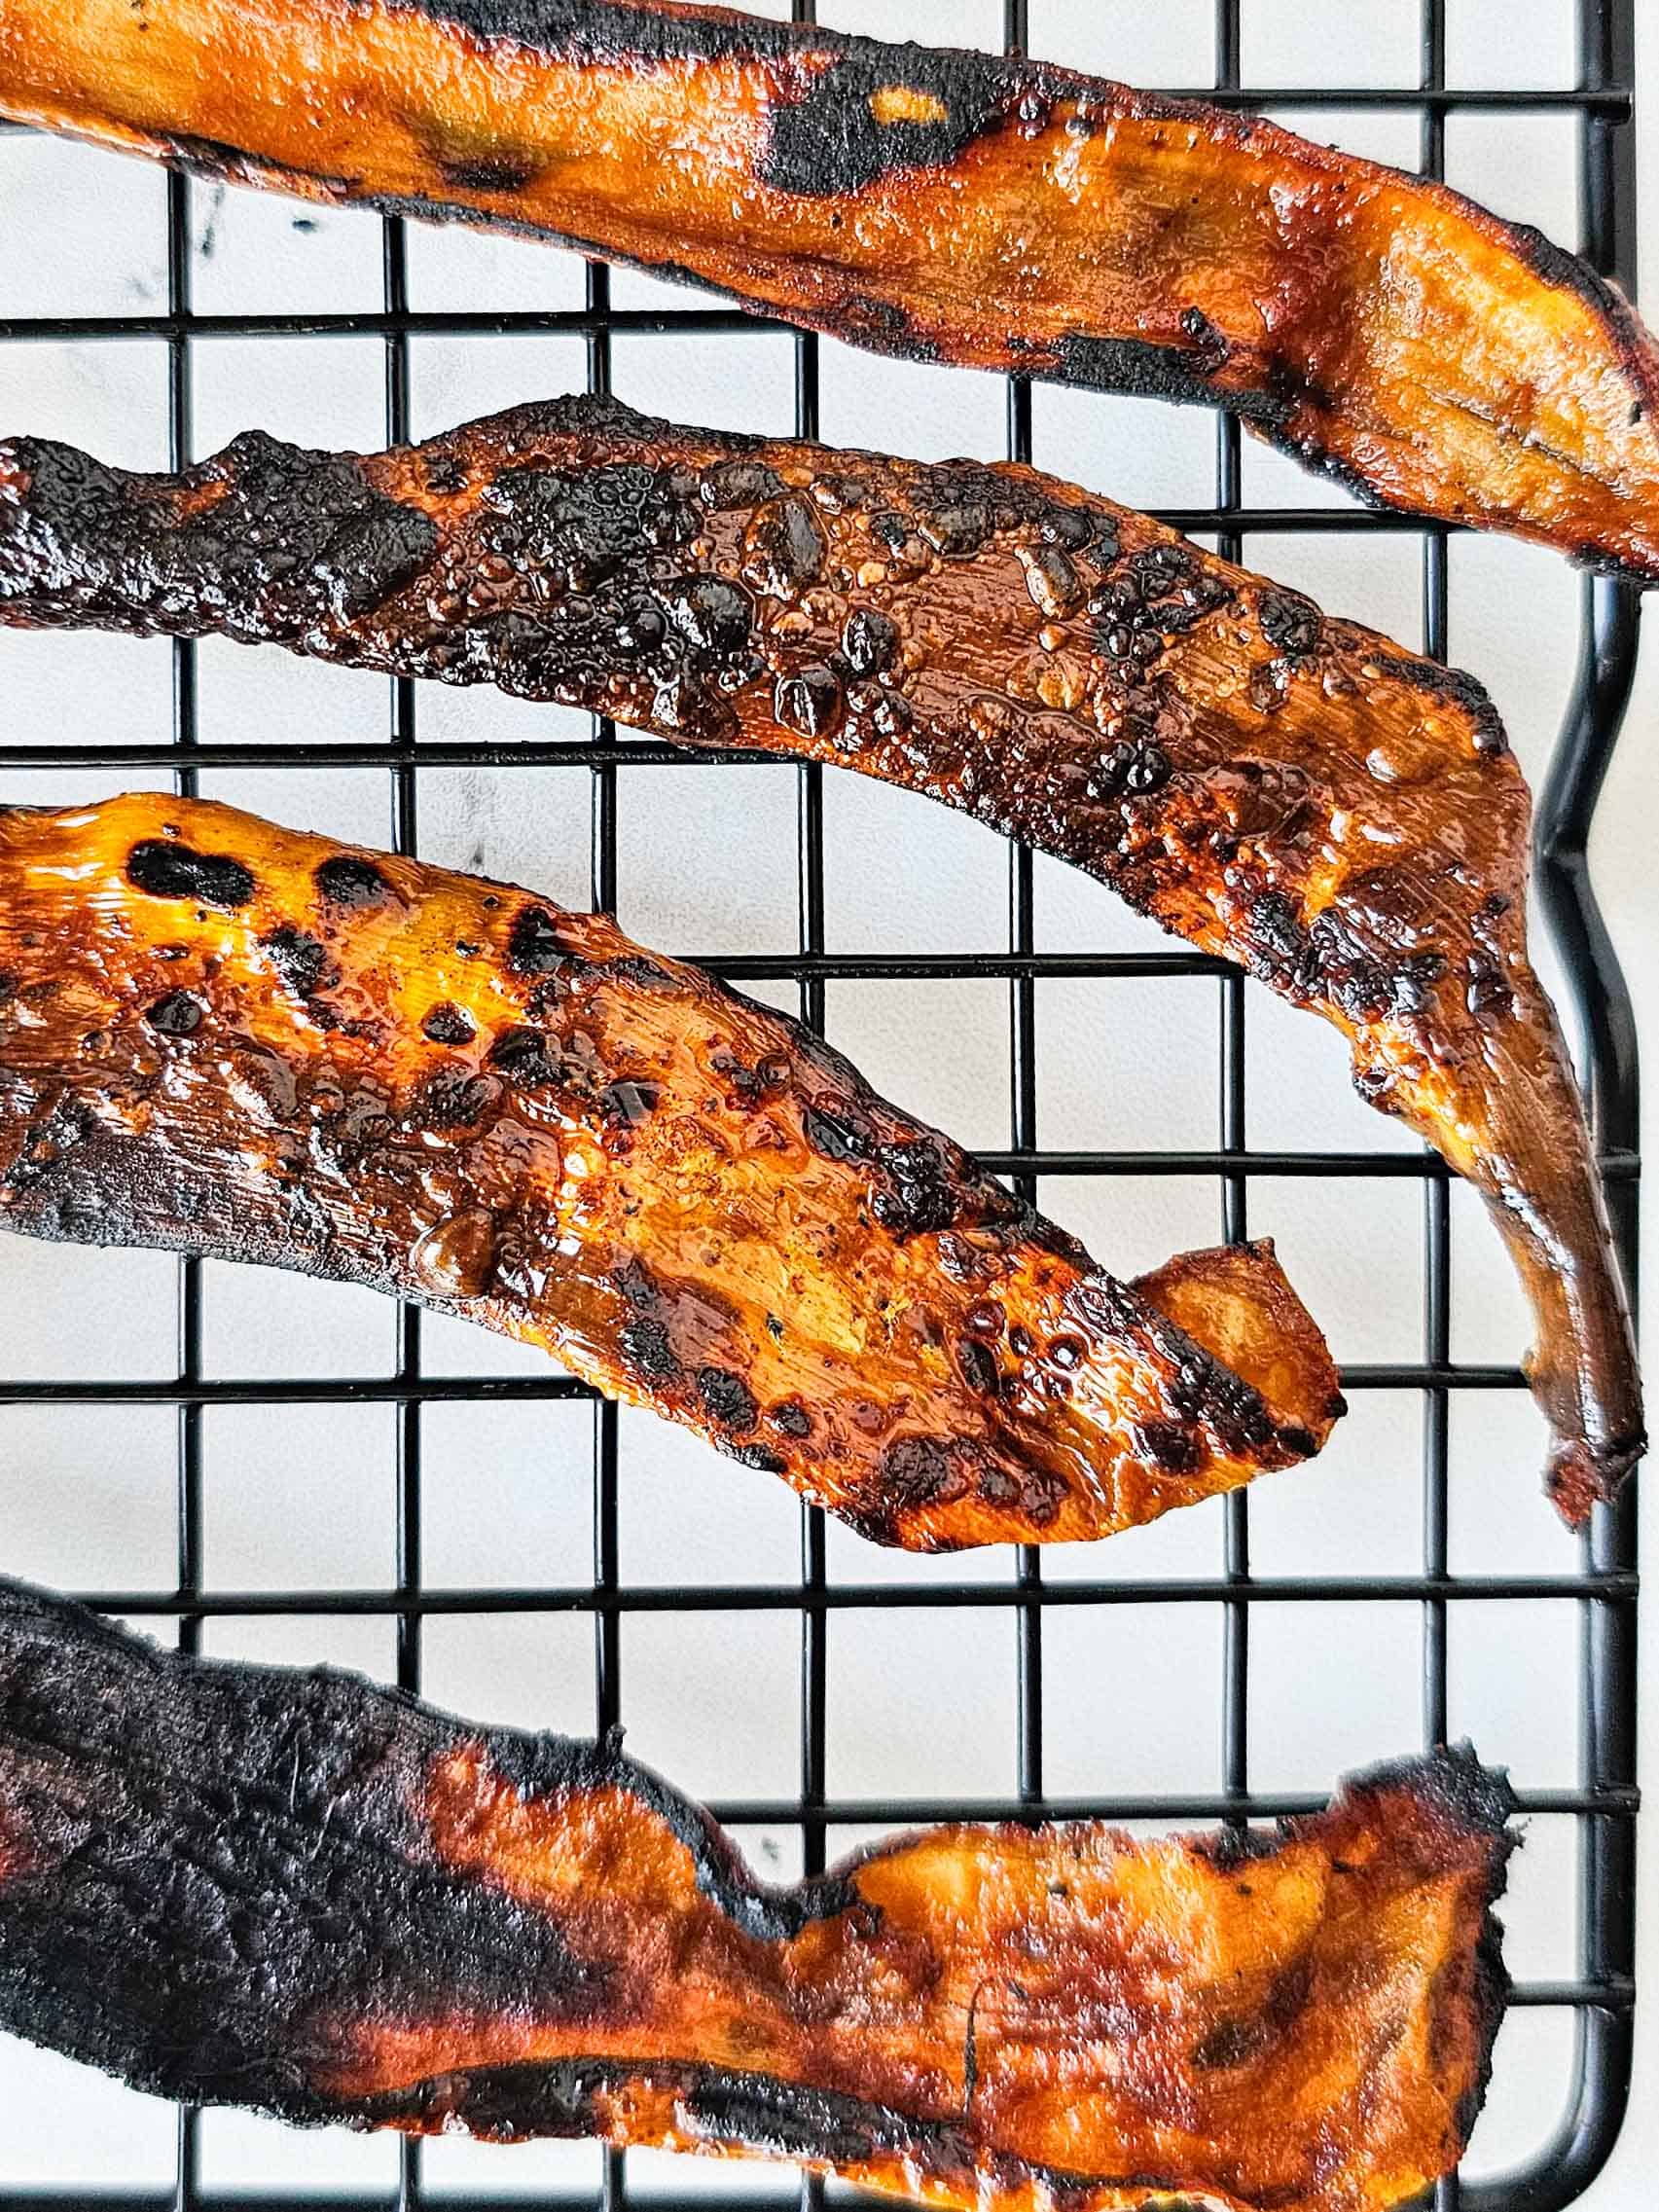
left=1, top=0, right=1658, bottom=579
left=0, top=403, right=1637, bottom=1522
left=0, top=793, right=1343, bottom=1550
left=0, top=1575, right=1516, bottom=2212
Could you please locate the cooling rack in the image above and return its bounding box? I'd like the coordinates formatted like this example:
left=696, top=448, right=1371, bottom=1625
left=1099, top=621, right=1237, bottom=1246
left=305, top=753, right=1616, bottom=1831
left=0, top=0, right=1641, bottom=2207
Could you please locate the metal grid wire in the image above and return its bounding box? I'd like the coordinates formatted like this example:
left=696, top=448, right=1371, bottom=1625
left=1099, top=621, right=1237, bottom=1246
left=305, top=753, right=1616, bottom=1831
left=0, top=0, right=1641, bottom=2206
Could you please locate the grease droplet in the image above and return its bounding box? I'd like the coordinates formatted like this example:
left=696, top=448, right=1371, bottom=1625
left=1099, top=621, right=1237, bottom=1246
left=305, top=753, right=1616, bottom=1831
left=413, top=1209, right=501, bottom=1299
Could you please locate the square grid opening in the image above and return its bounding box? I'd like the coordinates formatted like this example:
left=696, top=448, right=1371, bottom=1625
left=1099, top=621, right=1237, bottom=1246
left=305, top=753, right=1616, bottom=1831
left=0, top=2, right=1639, bottom=2208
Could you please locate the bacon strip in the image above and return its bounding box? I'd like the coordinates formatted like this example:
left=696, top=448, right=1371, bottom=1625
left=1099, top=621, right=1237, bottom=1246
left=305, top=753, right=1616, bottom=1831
left=0, top=403, right=1637, bottom=1521
left=0, top=1575, right=1515, bottom=2212
left=0, top=0, right=1656, bottom=577
left=0, top=793, right=1342, bottom=1550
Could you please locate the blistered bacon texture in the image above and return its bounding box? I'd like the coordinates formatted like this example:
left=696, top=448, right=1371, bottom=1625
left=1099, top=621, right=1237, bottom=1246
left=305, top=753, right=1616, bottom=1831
left=0, top=1576, right=1515, bottom=2212
left=0, top=793, right=1342, bottom=1549
left=0, top=402, right=1638, bottom=1521
left=0, top=0, right=1656, bottom=576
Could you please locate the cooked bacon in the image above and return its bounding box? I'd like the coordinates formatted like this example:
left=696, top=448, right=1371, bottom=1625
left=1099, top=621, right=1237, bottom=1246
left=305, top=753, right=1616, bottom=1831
left=0, top=793, right=1343, bottom=1550
left=0, top=0, right=1655, bottom=577
left=0, top=404, right=1637, bottom=1522
left=0, top=1574, right=1515, bottom=2212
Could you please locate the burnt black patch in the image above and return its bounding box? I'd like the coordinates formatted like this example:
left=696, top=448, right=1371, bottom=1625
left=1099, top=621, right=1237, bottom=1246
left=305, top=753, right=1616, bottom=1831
left=1265, top=1954, right=1315, bottom=2032
left=380, top=0, right=797, bottom=74
left=1505, top=213, right=1641, bottom=331
left=1465, top=955, right=1514, bottom=1026
left=708, top=1046, right=787, bottom=1104
left=127, top=839, right=254, bottom=910
left=1349, top=1742, right=1519, bottom=1846
left=147, top=128, right=358, bottom=195
left=1200, top=1822, right=1282, bottom=1872
left=1137, top=1420, right=1205, bottom=1476
left=315, top=855, right=390, bottom=908
left=143, top=992, right=203, bottom=1036
left=421, top=1002, right=476, bottom=1046
left=348, top=2054, right=975, bottom=2180
left=697, top=1366, right=759, bottom=1433
left=662, top=575, right=753, bottom=656
left=481, top=459, right=696, bottom=607
left=412, top=1069, right=502, bottom=1132
left=702, top=458, right=785, bottom=510
left=840, top=606, right=898, bottom=676
left=771, top=1401, right=811, bottom=1439
left=435, top=153, right=542, bottom=194
left=260, top=926, right=330, bottom=998
left=0, top=1581, right=900, bottom=2132
left=1367, top=650, right=1510, bottom=756
left=879, top=1433, right=979, bottom=1511
left=1055, top=334, right=1296, bottom=432
left=1021, top=543, right=1083, bottom=616
left=605, top=953, right=677, bottom=993
left=719, top=1440, right=787, bottom=1475
left=1244, top=888, right=1305, bottom=967
left=759, top=47, right=1013, bottom=199
left=956, top=1337, right=1001, bottom=1397
left=490, top=1022, right=588, bottom=1092
left=487, top=1022, right=553, bottom=1083
left=743, top=495, right=827, bottom=598
left=775, top=666, right=844, bottom=740
left=422, top=450, right=468, bottom=496
left=1130, top=543, right=1194, bottom=598
left=507, top=906, right=571, bottom=977
left=620, top=1316, right=678, bottom=1381
left=917, top=499, right=992, bottom=558
left=600, top=1078, right=660, bottom=1126
left=867, top=509, right=911, bottom=554
left=1192, top=2016, right=1264, bottom=2070
left=803, top=1103, right=874, bottom=1162
left=1039, top=505, right=1097, bottom=552
left=2, top=431, right=436, bottom=642
left=679, top=2071, right=936, bottom=2165
left=839, top=293, right=937, bottom=357
left=614, top=1256, right=660, bottom=1310
left=1178, top=305, right=1229, bottom=370
left=870, top=1138, right=958, bottom=1239
left=1257, top=589, right=1323, bottom=659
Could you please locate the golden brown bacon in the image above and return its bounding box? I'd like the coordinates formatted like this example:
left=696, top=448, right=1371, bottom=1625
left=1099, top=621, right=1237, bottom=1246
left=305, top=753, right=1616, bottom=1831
left=0, top=794, right=1342, bottom=1550
left=1, top=0, right=1657, bottom=577
left=0, top=403, right=1638, bottom=1520
left=0, top=1576, right=1515, bottom=2212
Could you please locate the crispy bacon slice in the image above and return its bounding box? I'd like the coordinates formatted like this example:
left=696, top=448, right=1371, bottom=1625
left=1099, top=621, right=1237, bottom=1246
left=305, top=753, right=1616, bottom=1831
left=0, top=1574, right=1515, bottom=2212
left=0, top=404, right=1637, bottom=1521
left=0, top=1, right=1656, bottom=578
left=0, top=793, right=1342, bottom=1550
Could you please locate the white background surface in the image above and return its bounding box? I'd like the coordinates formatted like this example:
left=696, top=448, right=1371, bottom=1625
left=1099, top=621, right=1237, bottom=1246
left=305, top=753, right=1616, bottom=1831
left=0, top=0, right=1653, bottom=2202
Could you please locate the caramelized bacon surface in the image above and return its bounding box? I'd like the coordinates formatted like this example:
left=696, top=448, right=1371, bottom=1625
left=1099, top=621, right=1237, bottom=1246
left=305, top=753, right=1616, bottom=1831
left=0, top=403, right=1638, bottom=1520
left=1, top=0, right=1657, bottom=576
left=0, top=1576, right=1515, bottom=2212
left=0, top=794, right=1342, bottom=1549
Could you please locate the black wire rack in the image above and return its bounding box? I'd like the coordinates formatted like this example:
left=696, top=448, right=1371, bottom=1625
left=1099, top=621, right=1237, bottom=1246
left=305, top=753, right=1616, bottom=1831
left=0, top=0, right=1641, bottom=2207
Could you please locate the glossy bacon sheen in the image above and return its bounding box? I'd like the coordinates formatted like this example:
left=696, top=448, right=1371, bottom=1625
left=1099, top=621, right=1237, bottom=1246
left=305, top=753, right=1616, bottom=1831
left=1, top=0, right=1658, bottom=577
left=0, top=794, right=1341, bottom=1549
left=0, top=1576, right=1514, bottom=2212
left=0, top=402, right=1637, bottom=1521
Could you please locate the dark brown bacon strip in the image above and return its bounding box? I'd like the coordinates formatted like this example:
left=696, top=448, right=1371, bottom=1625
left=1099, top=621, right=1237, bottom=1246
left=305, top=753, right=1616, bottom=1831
left=0, top=794, right=1342, bottom=1551
left=0, top=1576, right=1515, bottom=2212
left=0, top=402, right=1638, bottom=1521
left=1, top=0, right=1657, bottom=577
